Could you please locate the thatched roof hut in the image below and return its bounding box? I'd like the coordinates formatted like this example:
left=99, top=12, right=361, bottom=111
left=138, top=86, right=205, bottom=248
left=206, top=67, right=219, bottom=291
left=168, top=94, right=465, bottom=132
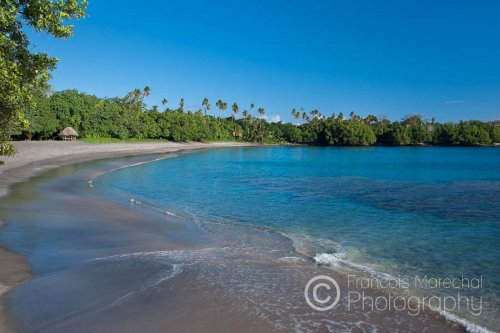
left=59, top=127, right=79, bottom=141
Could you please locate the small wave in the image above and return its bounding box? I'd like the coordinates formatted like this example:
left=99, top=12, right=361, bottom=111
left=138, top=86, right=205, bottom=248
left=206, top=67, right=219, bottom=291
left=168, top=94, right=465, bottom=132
left=277, top=256, right=310, bottom=264
left=128, top=198, right=184, bottom=219
left=164, top=211, right=178, bottom=217
left=314, top=253, right=498, bottom=333
left=440, top=310, right=496, bottom=333
left=280, top=232, right=343, bottom=258
left=314, top=252, right=400, bottom=282
left=88, top=154, right=178, bottom=184
left=314, top=252, right=345, bottom=267
left=88, top=247, right=230, bottom=263
left=103, top=155, right=178, bottom=174
left=97, top=263, right=185, bottom=312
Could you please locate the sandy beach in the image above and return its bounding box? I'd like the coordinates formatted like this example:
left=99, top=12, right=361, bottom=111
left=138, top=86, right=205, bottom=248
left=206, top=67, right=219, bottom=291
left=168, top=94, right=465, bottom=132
left=0, top=142, right=478, bottom=332
left=1, top=0, right=498, bottom=331
left=0, top=140, right=253, bottom=332
left=0, top=141, right=254, bottom=198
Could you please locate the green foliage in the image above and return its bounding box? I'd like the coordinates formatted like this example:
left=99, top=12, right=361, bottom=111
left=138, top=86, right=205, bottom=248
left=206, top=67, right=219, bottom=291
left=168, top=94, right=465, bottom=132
left=455, top=121, right=491, bottom=145
left=381, top=123, right=411, bottom=145
left=279, top=123, right=303, bottom=143
left=0, top=141, right=15, bottom=165
left=324, top=119, right=376, bottom=146
left=0, top=0, right=87, bottom=162
left=432, top=121, right=495, bottom=145
left=2, top=2, right=497, bottom=160
left=8, top=88, right=499, bottom=148
left=489, top=122, right=500, bottom=143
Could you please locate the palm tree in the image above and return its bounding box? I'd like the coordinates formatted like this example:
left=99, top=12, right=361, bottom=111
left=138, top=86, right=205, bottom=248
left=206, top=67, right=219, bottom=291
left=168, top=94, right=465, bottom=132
left=256, top=107, right=266, bottom=142
left=202, top=97, right=209, bottom=116
left=242, top=110, right=249, bottom=119
left=302, top=112, right=309, bottom=122
left=221, top=101, right=228, bottom=118
left=311, top=109, right=321, bottom=119
left=216, top=99, right=223, bottom=120
left=161, top=98, right=168, bottom=111
left=143, top=86, right=151, bottom=98
left=231, top=102, right=240, bottom=139
left=206, top=102, right=211, bottom=117
left=179, top=98, right=185, bottom=113
left=242, top=110, right=250, bottom=139
left=245, top=114, right=255, bottom=141
left=349, top=111, right=361, bottom=122
left=249, top=103, right=255, bottom=120
left=132, top=88, right=142, bottom=100
left=125, top=88, right=143, bottom=111
left=231, top=102, right=239, bottom=119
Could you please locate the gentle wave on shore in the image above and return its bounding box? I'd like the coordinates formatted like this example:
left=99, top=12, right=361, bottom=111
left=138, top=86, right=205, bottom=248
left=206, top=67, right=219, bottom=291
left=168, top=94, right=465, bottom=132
left=0, top=147, right=498, bottom=332
left=91, top=146, right=500, bottom=332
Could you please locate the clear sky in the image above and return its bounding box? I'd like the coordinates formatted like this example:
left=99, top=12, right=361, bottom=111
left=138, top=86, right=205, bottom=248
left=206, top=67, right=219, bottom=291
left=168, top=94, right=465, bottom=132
left=29, top=0, right=500, bottom=123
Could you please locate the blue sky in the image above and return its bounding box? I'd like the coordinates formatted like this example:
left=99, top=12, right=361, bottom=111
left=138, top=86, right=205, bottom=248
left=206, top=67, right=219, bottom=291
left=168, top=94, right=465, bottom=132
left=29, top=0, right=499, bottom=122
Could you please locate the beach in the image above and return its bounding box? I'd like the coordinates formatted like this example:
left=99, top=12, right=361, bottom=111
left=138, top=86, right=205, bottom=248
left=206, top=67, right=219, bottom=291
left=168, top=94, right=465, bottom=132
left=0, top=141, right=254, bottom=332
left=0, top=141, right=255, bottom=198
left=0, top=143, right=494, bottom=332
left=1, top=0, right=497, bottom=331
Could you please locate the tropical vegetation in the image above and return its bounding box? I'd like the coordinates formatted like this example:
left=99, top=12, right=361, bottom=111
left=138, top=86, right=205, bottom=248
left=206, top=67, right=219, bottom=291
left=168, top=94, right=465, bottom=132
left=10, top=88, right=500, bottom=147
left=1, top=1, right=498, bottom=165
left=0, top=0, right=87, bottom=163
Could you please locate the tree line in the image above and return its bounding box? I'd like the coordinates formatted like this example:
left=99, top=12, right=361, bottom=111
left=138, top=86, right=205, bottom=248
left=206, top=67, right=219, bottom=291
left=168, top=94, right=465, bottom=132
left=2, top=1, right=498, bottom=167
left=0, top=0, right=87, bottom=163
left=11, top=87, right=500, bottom=146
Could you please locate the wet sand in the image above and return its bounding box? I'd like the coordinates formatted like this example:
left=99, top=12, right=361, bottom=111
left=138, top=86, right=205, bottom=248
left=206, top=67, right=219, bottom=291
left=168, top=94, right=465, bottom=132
left=0, top=141, right=253, bottom=332
left=0, top=141, right=254, bottom=198
left=0, top=142, right=469, bottom=332
left=0, top=221, right=32, bottom=332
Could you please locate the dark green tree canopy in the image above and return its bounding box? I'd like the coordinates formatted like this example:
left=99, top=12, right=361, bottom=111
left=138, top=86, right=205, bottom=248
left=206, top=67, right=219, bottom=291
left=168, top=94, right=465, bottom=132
left=0, top=0, right=87, bottom=163
left=13, top=88, right=497, bottom=147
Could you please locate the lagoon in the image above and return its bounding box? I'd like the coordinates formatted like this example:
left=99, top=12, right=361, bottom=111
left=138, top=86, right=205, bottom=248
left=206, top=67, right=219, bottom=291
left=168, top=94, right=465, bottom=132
left=1, top=146, right=498, bottom=332
left=95, top=146, right=500, bottom=331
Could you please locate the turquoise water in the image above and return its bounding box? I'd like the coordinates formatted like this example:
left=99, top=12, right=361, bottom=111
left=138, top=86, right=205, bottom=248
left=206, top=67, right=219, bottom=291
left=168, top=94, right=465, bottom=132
left=94, top=146, right=500, bottom=330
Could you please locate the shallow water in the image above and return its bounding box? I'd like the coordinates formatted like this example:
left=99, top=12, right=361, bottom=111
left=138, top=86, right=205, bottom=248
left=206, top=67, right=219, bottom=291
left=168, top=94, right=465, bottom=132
left=92, top=146, right=500, bottom=331
left=0, top=147, right=498, bottom=332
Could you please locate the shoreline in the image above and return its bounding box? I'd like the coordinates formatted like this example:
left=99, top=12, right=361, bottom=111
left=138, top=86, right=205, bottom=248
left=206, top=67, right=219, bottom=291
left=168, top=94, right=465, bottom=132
left=0, top=141, right=256, bottom=198
left=0, top=140, right=256, bottom=332
left=0, top=142, right=494, bottom=332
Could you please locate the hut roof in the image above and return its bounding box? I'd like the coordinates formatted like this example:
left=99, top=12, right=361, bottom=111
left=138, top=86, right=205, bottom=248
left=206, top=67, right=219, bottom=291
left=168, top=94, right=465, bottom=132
left=59, top=127, right=79, bottom=137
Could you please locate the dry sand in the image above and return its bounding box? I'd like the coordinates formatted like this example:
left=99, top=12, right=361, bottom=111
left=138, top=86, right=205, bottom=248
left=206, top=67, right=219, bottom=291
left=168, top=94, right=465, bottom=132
left=0, top=140, right=255, bottom=332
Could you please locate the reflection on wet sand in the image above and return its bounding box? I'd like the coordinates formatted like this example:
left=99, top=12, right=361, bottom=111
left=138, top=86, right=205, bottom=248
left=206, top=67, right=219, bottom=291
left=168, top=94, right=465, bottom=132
left=0, top=155, right=465, bottom=332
